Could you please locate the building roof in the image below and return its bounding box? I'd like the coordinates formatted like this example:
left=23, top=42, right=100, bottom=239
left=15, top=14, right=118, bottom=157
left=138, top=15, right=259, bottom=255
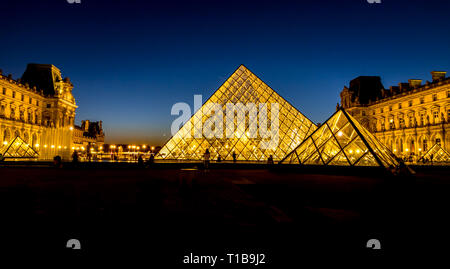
left=20, top=63, right=65, bottom=96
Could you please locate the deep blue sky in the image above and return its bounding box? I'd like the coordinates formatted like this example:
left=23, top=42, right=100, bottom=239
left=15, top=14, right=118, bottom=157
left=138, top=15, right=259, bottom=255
left=1, top=0, right=449, bottom=145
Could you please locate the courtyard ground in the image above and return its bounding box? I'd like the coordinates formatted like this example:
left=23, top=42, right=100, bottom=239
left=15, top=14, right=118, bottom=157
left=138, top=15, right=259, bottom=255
left=0, top=163, right=449, bottom=263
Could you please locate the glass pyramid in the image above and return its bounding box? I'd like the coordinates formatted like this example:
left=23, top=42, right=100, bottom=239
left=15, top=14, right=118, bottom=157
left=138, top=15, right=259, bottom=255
left=156, top=65, right=317, bottom=161
left=418, top=143, right=450, bottom=164
left=280, top=108, right=400, bottom=168
left=0, top=136, right=39, bottom=159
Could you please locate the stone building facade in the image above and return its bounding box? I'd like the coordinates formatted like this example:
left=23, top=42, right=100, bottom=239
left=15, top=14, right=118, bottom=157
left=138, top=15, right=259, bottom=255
left=340, top=71, right=450, bottom=160
left=0, top=63, right=77, bottom=160
left=72, top=120, right=105, bottom=150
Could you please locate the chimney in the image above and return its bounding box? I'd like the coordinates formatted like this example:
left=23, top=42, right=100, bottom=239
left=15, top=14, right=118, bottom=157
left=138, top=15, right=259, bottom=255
left=84, top=120, right=90, bottom=132
left=408, top=79, right=422, bottom=88
left=431, top=71, right=446, bottom=82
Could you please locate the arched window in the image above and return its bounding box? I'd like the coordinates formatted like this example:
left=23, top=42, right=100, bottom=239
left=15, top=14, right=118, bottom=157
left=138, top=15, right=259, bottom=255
left=23, top=132, right=29, bottom=143
left=32, top=133, right=38, bottom=147
left=3, top=129, right=10, bottom=144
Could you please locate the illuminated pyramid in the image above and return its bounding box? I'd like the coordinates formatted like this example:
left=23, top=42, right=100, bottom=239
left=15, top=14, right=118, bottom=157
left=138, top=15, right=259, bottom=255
left=280, top=108, right=400, bottom=168
left=157, top=65, right=317, bottom=161
left=0, top=136, right=39, bottom=159
left=418, top=143, right=450, bottom=164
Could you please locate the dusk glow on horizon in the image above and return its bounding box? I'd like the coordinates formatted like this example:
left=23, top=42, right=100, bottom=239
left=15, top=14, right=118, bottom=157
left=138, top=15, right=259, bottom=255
left=1, top=0, right=449, bottom=145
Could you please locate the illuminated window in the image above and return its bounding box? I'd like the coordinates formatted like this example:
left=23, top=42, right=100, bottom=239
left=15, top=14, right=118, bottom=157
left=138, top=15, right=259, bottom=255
left=389, top=118, right=395, bottom=129
left=409, top=100, right=412, bottom=107
left=398, top=103, right=402, bottom=109
left=420, top=97, right=424, bottom=104
left=21, top=94, right=24, bottom=102
left=433, top=111, right=439, bottom=121
left=2, top=88, right=5, bottom=95
left=409, top=115, right=415, bottom=126
left=399, top=117, right=405, bottom=128
left=432, top=94, right=437, bottom=101
left=12, top=91, right=16, bottom=98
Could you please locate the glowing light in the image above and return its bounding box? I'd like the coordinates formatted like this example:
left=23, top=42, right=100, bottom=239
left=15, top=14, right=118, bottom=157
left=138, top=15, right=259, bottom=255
left=393, top=149, right=397, bottom=152
left=51, top=145, right=55, bottom=148
left=151, top=146, right=155, bottom=151
left=389, top=119, right=394, bottom=123
left=418, top=148, right=422, bottom=152
left=99, top=146, right=103, bottom=150
left=349, top=150, right=353, bottom=154
left=64, top=146, right=67, bottom=149
left=71, top=147, right=75, bottom=150
left=44, top=145, right=48, bottom=148
left=69, top=126, right=74, bottom=131
left=142, top=145, right=146, bottom=149
left=128, top=145, right=131, bottom=149
left=137, top=146, right=140, bottom=150
left=81, top=146, right=85, bottom=150
left=2, top=141, right=7, bottom=145
left=405, top=148, right=409, bottom=152
left=35, top=144, right=39, bottom=148
left=58, top=145, right=62, bottom=149
left=337, top=131, right=343, bottom=137
left=356, top=149, right=360, bottom=154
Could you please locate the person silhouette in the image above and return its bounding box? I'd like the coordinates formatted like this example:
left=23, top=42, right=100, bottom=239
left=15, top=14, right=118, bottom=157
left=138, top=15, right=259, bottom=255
left=72, top=150, right=79, bottom=163
left=232, top=152, right=237, bottom=163
left=204, top=149, right=210, bottom=169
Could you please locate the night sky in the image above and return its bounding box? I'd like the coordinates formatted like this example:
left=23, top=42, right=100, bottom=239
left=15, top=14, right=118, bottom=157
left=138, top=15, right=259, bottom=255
left=1, top=0, right=449, bottom=145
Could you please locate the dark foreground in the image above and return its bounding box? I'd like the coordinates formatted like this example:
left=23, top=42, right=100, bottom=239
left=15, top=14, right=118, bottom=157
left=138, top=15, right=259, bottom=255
left=0, top=163, right=449, bottom=264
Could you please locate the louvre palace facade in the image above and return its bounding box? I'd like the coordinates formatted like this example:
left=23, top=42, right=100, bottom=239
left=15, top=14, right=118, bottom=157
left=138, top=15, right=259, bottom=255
left=340, top=71, right=450, bottom=161
left=0, top=64, right=77, bottom=160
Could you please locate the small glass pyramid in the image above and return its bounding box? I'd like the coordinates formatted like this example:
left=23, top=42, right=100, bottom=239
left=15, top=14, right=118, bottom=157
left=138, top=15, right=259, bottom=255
left=418, top=143, right=450, bottom=164
left=281, top=108, right=400, bottom=168
left=0, top=136, right=39, bottom=159
left=157, top=65, right=317, bottom=161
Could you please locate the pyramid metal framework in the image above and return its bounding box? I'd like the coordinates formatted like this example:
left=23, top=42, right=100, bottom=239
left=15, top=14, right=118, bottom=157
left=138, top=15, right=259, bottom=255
left=280, top=108, right=400, bottom=168
left=418, top=143, right=450, bottom=163
left=157, top=65, right=317, bottom=161
left=0, top=136, right=39, bottom=159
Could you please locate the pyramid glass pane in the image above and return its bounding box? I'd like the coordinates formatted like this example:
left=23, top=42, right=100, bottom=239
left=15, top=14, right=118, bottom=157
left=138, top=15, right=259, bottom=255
left=1, top=136, right=39, bottom=159
left=157, top=65, right=316, bottom=161
left=418, top=144, right=450, bottom=164
left=281, top=108, right=400, bottom=168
